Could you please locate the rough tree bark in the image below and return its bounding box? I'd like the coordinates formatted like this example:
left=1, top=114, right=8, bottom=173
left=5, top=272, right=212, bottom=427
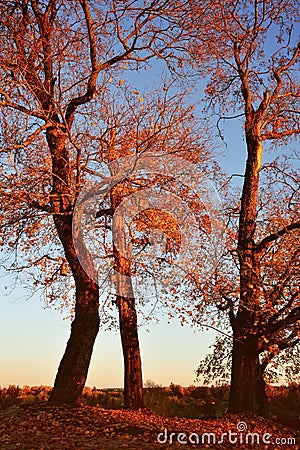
left=48, top=272, right=99, bottom=405
left=116, top=293, right=144, bottom=409
left=228, top=100, right=268, bottom=415
left=45, top=129, right=100, bottom=405
left=229, top=336, right=268, bottom=416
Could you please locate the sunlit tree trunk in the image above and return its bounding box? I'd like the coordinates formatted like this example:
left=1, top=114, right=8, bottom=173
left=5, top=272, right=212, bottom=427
left=46, top=130, right=100, bottom=405
left=49, top=272, right=99, bottom=405
left=228, top=115, right=268, bottom=416
left=110, top=180, right=144, bottom=409
left=116, top=293, right=144, bottom=409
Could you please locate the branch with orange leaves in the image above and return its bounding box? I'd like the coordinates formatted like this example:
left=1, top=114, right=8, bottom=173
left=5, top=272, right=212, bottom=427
left=260, top=330, right=300, bottom=370
left=255, top=222, right=300, bottom=253
left=264, top=291, right=300, bottom=339
left=0, top=122, right=48, bottom=152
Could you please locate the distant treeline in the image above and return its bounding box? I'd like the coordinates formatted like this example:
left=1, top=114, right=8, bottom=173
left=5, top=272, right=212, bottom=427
left=0, top=382, right=299, bottom=421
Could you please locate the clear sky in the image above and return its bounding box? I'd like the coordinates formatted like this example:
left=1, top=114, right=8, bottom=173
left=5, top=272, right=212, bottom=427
left=0, top=278, right=217, bottom=388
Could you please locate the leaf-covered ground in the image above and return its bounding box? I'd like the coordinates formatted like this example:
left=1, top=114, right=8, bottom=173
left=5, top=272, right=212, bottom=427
left=0, top=403, right=299, bottom=449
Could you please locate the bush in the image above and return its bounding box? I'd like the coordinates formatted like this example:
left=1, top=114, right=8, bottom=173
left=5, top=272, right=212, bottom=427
left=0, top=385, right=51, bottom=409
left=82, top=388, right=124, bottom=409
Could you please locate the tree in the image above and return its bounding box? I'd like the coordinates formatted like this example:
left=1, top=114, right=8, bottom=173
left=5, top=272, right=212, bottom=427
left=188, top=0, right=300, bottom=415
left=196, top=333, right=300, bottom=387
left=0, top=0, right=188, bottom=406
left=73, top=85, right=215, bottom=408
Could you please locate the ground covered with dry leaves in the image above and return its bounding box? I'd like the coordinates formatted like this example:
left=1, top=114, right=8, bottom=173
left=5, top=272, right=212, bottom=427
left=0, top=403, right=299, bottom=449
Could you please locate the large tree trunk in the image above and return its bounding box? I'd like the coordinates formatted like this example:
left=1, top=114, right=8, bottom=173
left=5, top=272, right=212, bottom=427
left=228, top=333, right=268, bottom=416
left=48, top=213, right=100, bottom=406
left=47, top=130, right=100, bottom=405
left=228, top=110, right=269, bottom=415
left=49, top=282, right=100, bottom=405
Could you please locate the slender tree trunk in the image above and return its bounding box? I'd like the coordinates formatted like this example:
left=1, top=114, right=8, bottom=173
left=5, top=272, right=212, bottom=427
left=113, top=258, right=144, bottom=409
left=113, top=246, right=144, bottom=410
left=117, top=294, right=144, bottom=409
left=110, top=172, right=144, bottom=409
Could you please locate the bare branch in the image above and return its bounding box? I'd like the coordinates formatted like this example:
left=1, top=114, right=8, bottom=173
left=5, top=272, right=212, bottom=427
left=270, top=41, right=300, bottom=104
left=65, top=0, right=101, bottom=126
left=266, top=302, right=300, bottom=337
left=0, top=91, right=45, bottom=119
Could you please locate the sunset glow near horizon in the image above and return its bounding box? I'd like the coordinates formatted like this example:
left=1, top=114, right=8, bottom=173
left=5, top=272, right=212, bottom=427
left=0, top=280, right=218, bottom=388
